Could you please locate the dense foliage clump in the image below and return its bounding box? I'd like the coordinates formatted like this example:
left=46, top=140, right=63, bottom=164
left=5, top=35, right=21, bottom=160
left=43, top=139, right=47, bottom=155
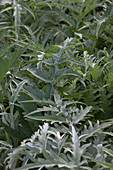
left=0, top=0, right=113, bottom=169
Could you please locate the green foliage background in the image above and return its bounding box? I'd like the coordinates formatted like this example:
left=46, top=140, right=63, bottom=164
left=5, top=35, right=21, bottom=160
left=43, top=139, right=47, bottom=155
left=0, top=0, right=113, bottom=169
